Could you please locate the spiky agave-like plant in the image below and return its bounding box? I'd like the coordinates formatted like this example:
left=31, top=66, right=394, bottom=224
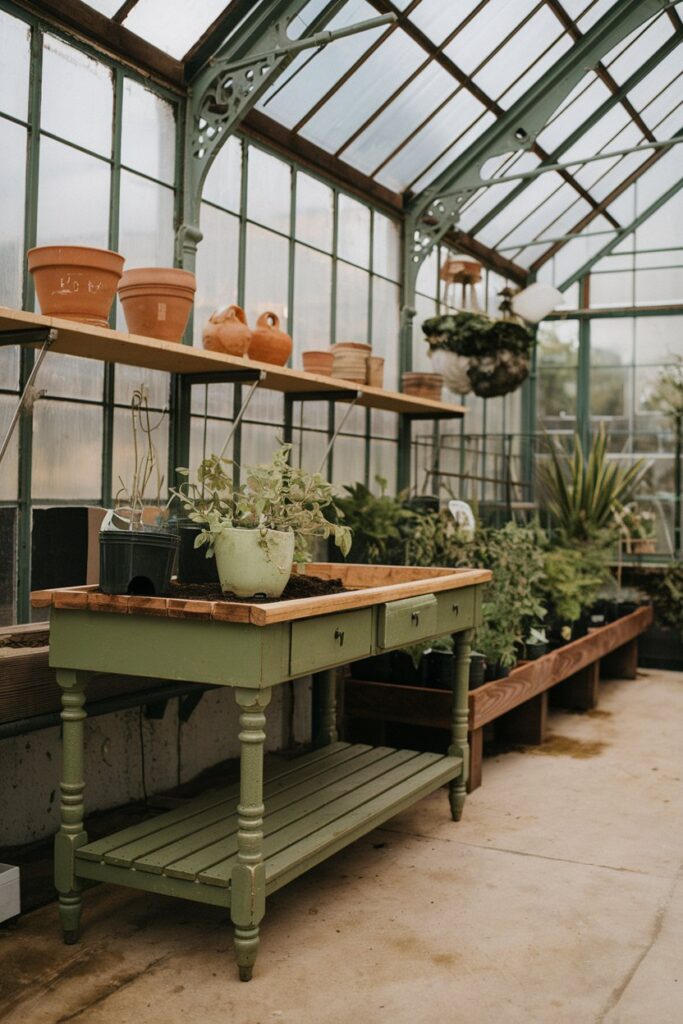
left=538, top=424, right=648, bottom=541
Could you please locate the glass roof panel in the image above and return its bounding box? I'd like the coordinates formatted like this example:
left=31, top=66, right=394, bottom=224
left=123, top=0, right=229, bottom=59
left=477, top=172, right=563, bottom=247
left=443, top=0, right=538, bottom=76
left=257, top=1, right=383, bottom=129
left=604, top=15, right=673, bottom=84
left=552, top=215, right=617, bottom=284
left=651, top=102, right=683, bottom=141
left=409, top=112, right=497, bottom=194
left=504, top=189, right=592, bottom=253
left=499, top=31, right=574, bottom=108
left=408, top=0, right=487, bottom=47
left=639, top=77, right=683, bottom=139
left=577, top=0, right=621, bottom=32
left=82, top=0, right=122, bottom=15
left=627, top=47, right=682, bottom=111
left=473, top=6, right=567, bottom=103
left=535, top=76, right=611, bottom=152
left=373, top=88, right=488, bottom=192
left=300, top=28, right=425, bottom=151
left=636, top=189, right=683, bottom=250
left=559, top=103, right=631, bottom=165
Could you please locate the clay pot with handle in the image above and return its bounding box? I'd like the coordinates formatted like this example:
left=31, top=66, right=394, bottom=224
left=202, top=305, right=251, bottom=357
left=248, top=311, right=293, bottom=366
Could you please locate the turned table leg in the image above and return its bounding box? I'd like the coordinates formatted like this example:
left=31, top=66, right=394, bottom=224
left=449, top=629, right=473, bottom=821
left=231, top=687, right=272, bottom=982
left=55, top=669, right=89, bottom=944
left=313, top=669, right=338, bottom=748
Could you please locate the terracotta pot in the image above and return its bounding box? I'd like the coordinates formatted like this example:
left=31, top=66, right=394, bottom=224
left=303, top=350, right=334, bottom=376
left=332, top=342, right=371, bottom=383
left=366, top=356, right=384, bottom=388
left=248, top=311, right=292, bottom=366
left=27, top=245, right=124, bottom=327
left=118, top=267, right=196, bottom=343
left=402, top=372, right=443, bottom=401
left=631, top=537, right=656, bottom=554
left=202, top=305, right=251, bottom=357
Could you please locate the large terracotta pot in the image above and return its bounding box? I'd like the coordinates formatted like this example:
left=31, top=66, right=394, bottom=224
left=402, top=372, right=443, bottom=401
left=27, top=245, right=124, bottom=327
left=302, top=350, right=334, bottom=376
left=332, top=342, right=371, bottom=383
left=248, top=312, right=293, bottom=366
left=118, top=267, right=196, bottom=342
left=202, top=305, right=251, bottom=357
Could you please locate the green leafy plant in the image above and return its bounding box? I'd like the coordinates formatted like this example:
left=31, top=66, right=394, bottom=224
left=401, top=634, right=454, bottom=671
left=175, top=443, right=352, bottom=564
left=527, top=626, right=547, bottom=645
left=335, top=477, right=415, bottom=564
left=541, top=537, right=612, bottom=628
left=641, top=563, right=683, bottom=632
left=650, top=357, right=683, bottom=421
left=405, top=508, right=474, bottom=568
left=422, top=311, right=533, bottom=357
left=538, top=425, right=648, bottom=541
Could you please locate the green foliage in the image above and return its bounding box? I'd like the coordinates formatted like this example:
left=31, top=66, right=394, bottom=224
left=405, top=508, right=474, bottom=568
left=642, top=563, right=683, bottom=632
left=422, top=311, right=533, bottom=358
left=649, top=357, right=683, bottom=422
left=401, top=634, right=454, bottom=670
left=538, top=425, right=647, bottom=541
left=473, top=522, right=547, bottom=668
left=541, top=536, right=612, bottom=626
left=335, top=477, right=415, bottom=564
left=174, top=444, right=352, bottom=563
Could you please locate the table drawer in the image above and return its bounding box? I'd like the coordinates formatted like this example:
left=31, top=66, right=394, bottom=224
left=290, top=608, right=373, bottom=676
left=377, top=594, right=438, bottom=650
left=436, top=587, right=476, bottom=634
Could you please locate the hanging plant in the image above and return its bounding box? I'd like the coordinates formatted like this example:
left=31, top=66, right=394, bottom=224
left=421, top=311, right=534, bottom=399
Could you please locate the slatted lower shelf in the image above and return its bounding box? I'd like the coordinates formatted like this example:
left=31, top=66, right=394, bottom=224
left=75, top=742, right=461, bottom=907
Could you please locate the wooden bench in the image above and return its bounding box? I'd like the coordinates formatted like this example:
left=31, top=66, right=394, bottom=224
left=344, top=605, right=654, bottom=791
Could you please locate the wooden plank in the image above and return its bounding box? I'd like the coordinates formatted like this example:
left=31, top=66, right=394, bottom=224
left=552, top=662, right=599, bottom=711
left=200, top=750, right=454, bottom=886
left=467, top=728, right=483, bottom=793
left=110, top=746, right=383, bottom=872
left=345, top=679, right=452, bottom=730
left=262, top=754, right=460, bottom=894
left=160, top=748, right=407, bottom=881
left=79, top=743, right=357, bottom=861
left=0, top=307, right=466, bottom=418
left=497, top=691, right=548, bottom=746
left=601, top=638, right=638, bottom=680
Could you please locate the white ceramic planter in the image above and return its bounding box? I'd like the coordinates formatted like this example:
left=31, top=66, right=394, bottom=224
left=214, top=527, right=295, bottom=598
left=430, top=348, right=472, bottom=394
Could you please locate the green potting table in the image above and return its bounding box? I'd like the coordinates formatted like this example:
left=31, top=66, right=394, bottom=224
left=34, top=562, right=489, bottom=981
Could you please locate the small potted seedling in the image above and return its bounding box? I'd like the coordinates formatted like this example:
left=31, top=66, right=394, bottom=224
left=525, top=626, right=548, bottom=660
left=100, top=387, right=178, bottom=596
left=176, top=443, right=351, bottom=598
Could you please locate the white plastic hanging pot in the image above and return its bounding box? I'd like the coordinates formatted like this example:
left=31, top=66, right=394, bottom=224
left=511, top=283, right=562, bottom=323
left=429, top=348, right=473, bottom=395
left=213, top=526, right=295, bottom=598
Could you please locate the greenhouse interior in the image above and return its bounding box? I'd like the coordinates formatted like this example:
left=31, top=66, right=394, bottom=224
left=0, top=0, right=682, bottom=1020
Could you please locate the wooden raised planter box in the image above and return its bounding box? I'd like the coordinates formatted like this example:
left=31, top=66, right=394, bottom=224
left=345, top=605, right=654, bottom=792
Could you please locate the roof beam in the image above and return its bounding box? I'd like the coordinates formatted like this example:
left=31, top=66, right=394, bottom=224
left=404, top=0, right=680, bottom=274
left=468, top=31, right=682, bottom=237
left=20, top=0, right=184, bottom=86
left=183, top=1, right=256, bottom=79
left=443, top=231, right=529, bottom=287
left=554, top=149, right=683, bottom=289
left=531, top=124, right=683, bottom=274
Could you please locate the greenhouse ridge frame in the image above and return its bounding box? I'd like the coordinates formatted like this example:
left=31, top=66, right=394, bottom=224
left=1, top=0, right=682, bottom=620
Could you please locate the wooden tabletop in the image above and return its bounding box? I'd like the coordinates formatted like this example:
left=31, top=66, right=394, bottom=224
left=32, top=563, right=491, bottom=627
left=0, top=306, right=467, bottom=419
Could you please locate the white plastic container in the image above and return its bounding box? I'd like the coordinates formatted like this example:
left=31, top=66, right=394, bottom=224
left=0, top=863, right=20, bottom=922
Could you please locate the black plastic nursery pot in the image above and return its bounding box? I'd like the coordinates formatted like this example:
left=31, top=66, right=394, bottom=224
left=525, top=642, right=548, bottom=660
left=484, top=661, right=510, bottom=682
left=100, top=529, right=178, bottom=596
left=177, top=521, right=219, bottom=584
left=469, top=653, right=487, bottom=689
left=426, top=650, right=455, bottom=690
left=638, top=625, right=683, bottom=671
left=353, top=653, right=394, bottom=682
left=391, top=650, right=428, bottom=686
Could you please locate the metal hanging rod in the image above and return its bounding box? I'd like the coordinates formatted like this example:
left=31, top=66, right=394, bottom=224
left=0, top=328, right=57, bottom=468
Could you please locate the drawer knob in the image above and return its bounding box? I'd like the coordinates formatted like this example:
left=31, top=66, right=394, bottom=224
left=411, top=611, right=420, bottom=626
left=452, top=603, right=459, bottom=616
left=334, top=628, right=345, bottom=646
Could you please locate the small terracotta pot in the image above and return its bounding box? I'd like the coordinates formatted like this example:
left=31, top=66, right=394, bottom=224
left=118, top=267, right=196, bottom=342
left=27, top=245, right=124, bottom=327
left=366, top=356, right=384, bottom=388
left=332, top=342, right=372, bottom=383
left=248, top=311, right=292, bottom=366
left=303, top=350, right=334, bottom=376
left=202, top=305, right=251, bottom=357
left=402, top=372, right=443, bottom=401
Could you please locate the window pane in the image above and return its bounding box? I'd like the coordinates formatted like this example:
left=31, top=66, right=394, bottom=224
left=538, top=368, right=577, bottom=420
left=591, top=319, right=634, bottom=366
left=444, top=0, right=537, bottom=75
left=336, top=262, right=369, bottom=342
left=635, top=316, right=683, bottom=365
left=0, top=396, right=19, bottom=499
left=0, top=118, right=26, bottom=308
left=292, top=244, right=332, bottom=363
left=372, top=213, right=400, bottom=282
left=590, top=271, right=634, bottom=308
left=244, top=225, right=289, bottom=331
left=37, top=137, right=110, bottom=251
left=337, top=194, right=370, bottom=268
left=295, top=173, right=333, bottom=252
left=194, top=204, right=240, bottom=346
left=111, top=405, right=169, bottom=503
left=41, top=35, right=112, bottom=156
left=202, top=134, right=241, bottom=213
left=408, top=0, right=482, bottom=46
left=0, top=9, right=30, bottom=120
left=123, top=0, right=228, bottom=59
left=40, top=351, right=103, bottom=401
left=117, top=170, right=175, bottom=275
left=247, top=147, right=291, bottom=234
left=591, top=367, right=632, bottom=417
left=371, top=277, right=400, bottom=392
left=121, top=78, right=176, bottom=185
left=635, top=267, right=683, bottom=306
left=32, top=401, right=103, bottom=499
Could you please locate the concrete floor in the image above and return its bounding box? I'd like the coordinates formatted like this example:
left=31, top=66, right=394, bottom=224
left=1, top=668, right=682, bottom=1024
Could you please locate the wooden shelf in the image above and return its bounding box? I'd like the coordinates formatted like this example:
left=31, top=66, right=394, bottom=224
left=0, top=307, right=466, bottom=419
left=74, top=742, right=461, bottom=902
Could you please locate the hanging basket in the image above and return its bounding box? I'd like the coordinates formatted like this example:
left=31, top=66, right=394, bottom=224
left=468, top=349, right=530, bottom=399
left=429, top=348, right=473, bottom=395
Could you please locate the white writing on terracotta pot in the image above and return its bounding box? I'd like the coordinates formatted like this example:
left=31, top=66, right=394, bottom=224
left=157, top=302, right=167, bottom=321
left=52, top=274, right=104, bottom=295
